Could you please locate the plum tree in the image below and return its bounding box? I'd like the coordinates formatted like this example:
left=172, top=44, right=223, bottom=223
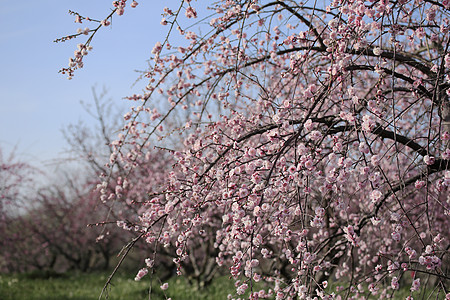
left=59, top=1, right=449, bottom=299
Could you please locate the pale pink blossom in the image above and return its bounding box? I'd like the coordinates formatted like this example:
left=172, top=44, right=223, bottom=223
left=185, top=6, right=197, bottom=18
left=423, top=155, right=435, bottom=165
left=309, top=130, right=322, bottom=141
left=391, top=277, right=399, bottom=290
left=361, top=115, right=375, bottom=132
left=370, top=190, right=382, bottom=202
left=373, top=47, right=382, bottom=55
left=411, top=278, right=420, bottom=291
left=236, top=283, right=248, bottom=295
left=145, top=258, right=154, bottom=268
left=101, top=19, right=110, bottom=26
left=151, top=42, right=162, bottom=55
left=415, top=27, right=425, bottom=39
left=359, top=142, right=370, bottom=154
left=116, top=7, right=124, bottom=15
left=134, top=268, right=148, bottom=281
left=415, top=180, right=425, bottom=189
left=160, top=282, right=169, bottom=290
left=391, top=231, right=401, bottom=242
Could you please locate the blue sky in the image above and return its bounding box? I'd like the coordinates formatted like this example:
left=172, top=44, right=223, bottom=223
left=0, top=1, right=176, bottom=170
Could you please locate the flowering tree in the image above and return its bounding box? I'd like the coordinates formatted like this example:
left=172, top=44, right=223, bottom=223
left=0, top=148, right=35, bottom=214
left=0, top=146, right=128, bottom=273
left=62, top=89, right=182, bottom=277
left=0, top=91, right=167, bottom=274
left=59, top=0, right=450, bottom=299
left=2, top=180, right=122, bottom=273
left=0, top=148, right=37, bottom=272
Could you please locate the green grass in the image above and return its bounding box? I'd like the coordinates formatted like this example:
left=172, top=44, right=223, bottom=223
left=0, top=271, right=242, bottom=300
left=3, top=271, right=441, bottom=300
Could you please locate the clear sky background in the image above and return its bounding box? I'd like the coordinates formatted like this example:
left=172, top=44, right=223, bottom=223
left=0, top=1, right=178, bottom=171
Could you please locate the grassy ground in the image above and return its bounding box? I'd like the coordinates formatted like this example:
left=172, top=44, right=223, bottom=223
left=0, top=271, right=441, bottom=300
left=0, top=271, right=241, bottom=300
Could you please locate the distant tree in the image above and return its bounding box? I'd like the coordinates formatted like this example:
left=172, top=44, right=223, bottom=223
left=60, top=1, right=449, bottom=299
left=2, top=179, right=120, bottom=273
left=1, top=91, right=153, bottom=274
left=61, top=88, right=181, bottom=278
left=0, top=148, right=35, bottom=214
left=0, top=148, right=37, bottom=272
left=0, top=145, right=126, bottom=273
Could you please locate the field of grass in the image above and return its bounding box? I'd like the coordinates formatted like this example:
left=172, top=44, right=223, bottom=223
left=0, top=271, right=241, bottom=300
left=1, top=271, right=441, bottom=300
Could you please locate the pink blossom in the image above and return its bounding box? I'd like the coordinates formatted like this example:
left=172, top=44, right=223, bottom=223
left=391, top=277, right=399, bottom=290
left=302, top=252, right=316, bottom=264
left=309, top=130, right=322, bottom=141
left=411, top=278, right=420, bottom=291
left=415, top=27, right=425, bottom=39
left=344, top=225, right=359, bottom=247
left=134, top=268, right=148, bottom=281
left=247, top=147, right=257, bottom=157
left=151, top=42, right=162, bottom=55
left=185, top=6, right=197, bottom=18
left=371, top=217, right=381, bottom=225
left=160, top=282, right=169, bottom=290
left=443, top=149, right=450, bottom=160
left=310, top=215, right=325, bottom=228
left=101, top=19, right=110, bottom=26
left=370, top=155, right=380, bottom=166
left=77, top=28, right=90, bottom=35
left=391, top=231, right=401, bottom=242
left=328, top=19, right=338, bottom=28
left=423, top=155, right=435, bottom=165
left=361, top=115, right=375, bottom=132
left=359, top=142, right=370, bottom=154
left=236, top=283, right=248, bottom=295
left=415, top=180, right=425, bottom=189
left=315, top=207, right=325, bottom=217
left=145, top=258, right=154, bottom=268
left=116, top=7, right=124, bottom=15
left=304, top=119, right=313, bottom=131
left=373, top=47, right=382, bottom=55
left=405, top=247, right=417, bottom=259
